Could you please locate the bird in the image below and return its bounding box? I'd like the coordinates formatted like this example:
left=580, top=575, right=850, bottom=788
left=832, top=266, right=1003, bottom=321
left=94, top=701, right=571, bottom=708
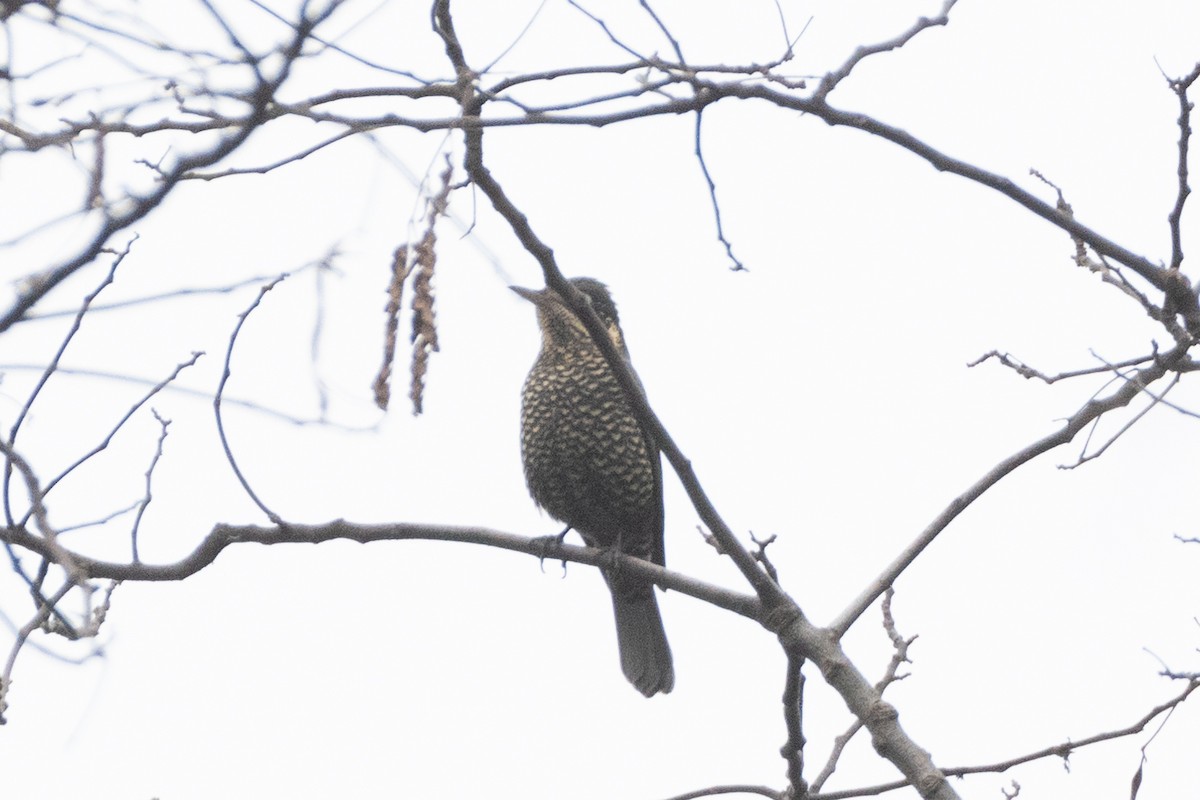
left=512, top=276, right=674, bottom=697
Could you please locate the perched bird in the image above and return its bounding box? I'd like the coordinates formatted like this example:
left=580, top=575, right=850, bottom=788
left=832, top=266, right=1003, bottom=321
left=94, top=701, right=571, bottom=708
left=513, top=277, right=674, bottom=697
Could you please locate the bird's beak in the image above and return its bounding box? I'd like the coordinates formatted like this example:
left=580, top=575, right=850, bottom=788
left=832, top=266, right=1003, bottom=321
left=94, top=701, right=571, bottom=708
left=510, top=285, right=544, bottom=304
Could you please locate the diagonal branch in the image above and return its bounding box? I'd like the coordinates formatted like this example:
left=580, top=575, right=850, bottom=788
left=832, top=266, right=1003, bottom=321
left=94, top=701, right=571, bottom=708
left=813, top=678, right=1200, bottom=799
left=831, top=340, right=1193, bottom=636
left=25, top=351, right=203, bottom=528
left=814, top=0, right=958, bottom=101
left=637, top=0, right=685, bottom=63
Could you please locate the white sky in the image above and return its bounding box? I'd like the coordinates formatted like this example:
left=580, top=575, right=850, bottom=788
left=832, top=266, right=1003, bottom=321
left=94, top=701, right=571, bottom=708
left=3, top=1, right=1200, bottom=798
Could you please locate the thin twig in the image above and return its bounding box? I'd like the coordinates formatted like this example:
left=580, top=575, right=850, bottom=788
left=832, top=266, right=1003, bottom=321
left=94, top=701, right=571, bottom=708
left=23, top=352, right=204, bottom=528
left=813, top=0, right=957, bottom=101
left=967, top=348, right=1158, bottom=384
left=662, top=786, right=782, bottom=800
left=0, top=579, right=76, bottom=725
left=0, top=605, right=106, bottom=664
left=130, top=410, right=171, bottom=562
left=22, top=265, right=324, bottom=320
left=0, top=363, right=377, bottom=430
left=812, top=679, right=1200, bottom=800
left=1130, top=697, right=1179, bottom=800
left=564, top=0, right=651, bottom=62
left=1059, top=373, right=1181, bottom=468
left=831, top=341, right=1193, bottom=636
left=182, top=128, right=362, bottom=180
left=637, top=0, right=684, bottom=63
left=750, top=531, right=780, bottom=582
left=694, top=111, right=746, bottom=270
left=57, top=500, right=143, bottom=534
left=480, top=0, right=548, bottom=74
left=4, top=242, right=130, bottom=527
left=0, top=1, right=335, bottom=333
left=213, top=275, right=289, bottom=525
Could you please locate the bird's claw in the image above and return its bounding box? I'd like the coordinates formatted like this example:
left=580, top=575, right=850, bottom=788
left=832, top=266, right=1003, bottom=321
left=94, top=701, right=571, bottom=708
left=599, top=543, right=624, bottom=577
left=531, top=527, right=570, bottom=575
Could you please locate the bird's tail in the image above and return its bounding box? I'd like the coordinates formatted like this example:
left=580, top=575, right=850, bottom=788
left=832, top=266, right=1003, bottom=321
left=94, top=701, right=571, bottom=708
left=607, top=580, right=674, bottom=697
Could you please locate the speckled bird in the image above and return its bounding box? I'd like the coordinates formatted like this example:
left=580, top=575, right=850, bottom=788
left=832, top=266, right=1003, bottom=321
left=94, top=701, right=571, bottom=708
left=512, top=277, right=673, bottom=697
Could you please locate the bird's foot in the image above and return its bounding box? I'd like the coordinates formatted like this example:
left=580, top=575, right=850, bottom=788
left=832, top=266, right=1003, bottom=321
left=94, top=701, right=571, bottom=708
left=531, top=526, right=571, bottom=575
left=598, top=543, right=625, bottom=577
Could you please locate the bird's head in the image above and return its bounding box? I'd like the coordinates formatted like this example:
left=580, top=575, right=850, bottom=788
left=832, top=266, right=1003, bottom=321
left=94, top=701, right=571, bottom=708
left=511, top=277, right=626, bottom=353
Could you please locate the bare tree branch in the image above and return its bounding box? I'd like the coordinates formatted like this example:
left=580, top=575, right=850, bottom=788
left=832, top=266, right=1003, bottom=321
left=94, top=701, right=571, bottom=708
left=3, top=241, right=129, bottom=526
left=0, top=578, right=75, bottom=726
left=813, top=589, right=915, bottom=793
left=663, top=786, right=783, bottom=800
left=1165, top=61, right=1200, bottom=271
left=565, top=0, right=653, bottom=63
left=813, top=0, right=958, bottom=101
left=213, top=275, right=289, bottom=525
left=130, top=410, right=171, bottom=563
left=3, top=518, right=761, bottom=619
left=24, top=352, right=204, bottom=530
left=967, top=349, right=1159, bottom=385
left=812, top=679, right=1200, bottom=800
left=0, top=364, right=377, bottom=430
left=694, top=111, right=746, bottom=271
left=782, top=653, right=807, bottom=797
left=637, top=0, right=685, bottom=64
left=1059, top=373, right=1183, bottom=468
left=0, top=1, right=337, bottom=332
left=21, top=265, right=324, bottom=320
left=831, top=340, right=1193, bottom=636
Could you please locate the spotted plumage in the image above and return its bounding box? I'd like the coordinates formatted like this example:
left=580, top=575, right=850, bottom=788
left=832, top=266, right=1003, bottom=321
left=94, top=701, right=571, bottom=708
left=513, top=277, right=673, bottom=697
